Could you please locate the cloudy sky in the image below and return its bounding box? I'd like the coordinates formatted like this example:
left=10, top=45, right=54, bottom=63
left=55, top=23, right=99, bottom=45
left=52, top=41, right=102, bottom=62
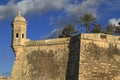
left=0, top=0, right=120, bottom=76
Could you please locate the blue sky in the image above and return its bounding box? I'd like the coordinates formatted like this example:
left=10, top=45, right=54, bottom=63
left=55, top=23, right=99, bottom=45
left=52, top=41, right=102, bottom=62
left=0, top=0, right=120, bottom=76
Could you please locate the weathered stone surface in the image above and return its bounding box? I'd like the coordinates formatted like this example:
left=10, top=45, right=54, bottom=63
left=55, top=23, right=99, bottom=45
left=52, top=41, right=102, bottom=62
left=79, top=33, right=120, bottom=80
left=10, top=33, right=120, bottom=80
left=10, top=38, right=70, bottom=80
left=0, top=76, right=9, bottom=80
left=25, top=45, right=69, bottom=80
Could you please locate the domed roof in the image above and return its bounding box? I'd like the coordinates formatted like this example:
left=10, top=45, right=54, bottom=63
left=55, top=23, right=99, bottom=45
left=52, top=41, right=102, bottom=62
left=14, top=11, right=26, bottom=22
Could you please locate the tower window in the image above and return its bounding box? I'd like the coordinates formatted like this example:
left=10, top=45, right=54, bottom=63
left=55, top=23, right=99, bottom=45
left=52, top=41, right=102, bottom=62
left=16, top=33, right=19, bottom=38
left=22, top=34, right=24, bottom=38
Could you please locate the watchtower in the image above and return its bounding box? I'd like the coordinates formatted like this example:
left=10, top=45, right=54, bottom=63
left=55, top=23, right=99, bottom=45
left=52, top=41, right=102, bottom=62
left=11, top=11, right=28, bottom=57
left=12, top=11, right=27, bottom=46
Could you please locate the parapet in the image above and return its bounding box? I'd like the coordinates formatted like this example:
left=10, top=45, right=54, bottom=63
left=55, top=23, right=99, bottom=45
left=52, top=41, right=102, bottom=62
left=25, top=33, right=120, bottom=46
left=81, top=33, right=120, bottom=44
left=25, top=38, right=70, bottom=46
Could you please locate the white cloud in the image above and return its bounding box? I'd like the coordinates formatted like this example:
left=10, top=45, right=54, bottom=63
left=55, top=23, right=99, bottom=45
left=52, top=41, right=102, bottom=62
left=47, top=28, right=62, bottom=38
left=64, top=0, right=101, bottom=18
left=2, top=0, right=117, bottom=38
left=0, top=0, right=103, bottom=21
left=47, top=0, right=102, bottom=38
left=0, top=0, right=66, bottom=20
left=0, top=0, right=120, bottom=21
left=109, top=18, right=120, bottom=27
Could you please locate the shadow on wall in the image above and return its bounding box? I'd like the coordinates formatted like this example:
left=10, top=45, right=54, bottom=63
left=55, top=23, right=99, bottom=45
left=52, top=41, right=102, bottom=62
left=66, top=35, right=81, bottom=80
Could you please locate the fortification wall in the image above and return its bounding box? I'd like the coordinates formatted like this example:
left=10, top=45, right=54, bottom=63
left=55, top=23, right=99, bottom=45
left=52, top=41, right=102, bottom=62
left=10, top=33, right=120, bottom=80
left=23, top=44, right=69, bottom=80
left=0, top=76, right=9, bottom=80
left=10, top=38, right=71, bottom=80
left=25, top=38, right=70, bottom=46
left=80, top=33, right=120, bottom=80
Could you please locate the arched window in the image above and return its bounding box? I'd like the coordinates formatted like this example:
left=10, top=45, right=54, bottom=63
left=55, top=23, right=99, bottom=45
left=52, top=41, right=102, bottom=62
left=16, top=33, right=19, bottom=38
left=22, top=34, right=24, bottom=38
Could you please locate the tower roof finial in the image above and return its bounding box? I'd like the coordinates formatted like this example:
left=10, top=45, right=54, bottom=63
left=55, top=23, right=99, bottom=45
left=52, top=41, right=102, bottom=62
left=18, top=10, right=21, bottom=16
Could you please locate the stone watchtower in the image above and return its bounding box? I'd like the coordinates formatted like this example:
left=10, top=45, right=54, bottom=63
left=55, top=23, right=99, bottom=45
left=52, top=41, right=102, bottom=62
left=11, top=11, right=27, bottom=59
left=12, top=11, right=27, bottom=45
left=10, top=11, right=29, bottom=80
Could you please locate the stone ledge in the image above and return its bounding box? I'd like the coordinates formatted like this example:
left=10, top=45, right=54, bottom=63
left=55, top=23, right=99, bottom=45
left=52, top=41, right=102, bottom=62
left=25, top=33, right=120, bottom=46
left=25, top=38, right=70, bottom=46
left=81, top=33, right=120, bottom=41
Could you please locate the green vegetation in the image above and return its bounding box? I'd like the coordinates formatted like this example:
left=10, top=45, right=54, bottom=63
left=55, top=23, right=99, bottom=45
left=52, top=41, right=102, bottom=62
left=58, top=13, right=120, bottom=38
left=59, top=24, right=78, bottom=38
left=78, top=14, right=96, bottom=33
left=104, top=24, right=120, bottom=34
left=104, top=24, right=115, bottom=34
left=91, top=24, right=102, bottom=33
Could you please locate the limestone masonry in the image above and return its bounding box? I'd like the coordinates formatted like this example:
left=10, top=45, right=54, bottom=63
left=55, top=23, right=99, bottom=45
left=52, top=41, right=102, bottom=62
left=9, top=12, right=120, bottom=80
left=0, top=76, right=9, bottom=80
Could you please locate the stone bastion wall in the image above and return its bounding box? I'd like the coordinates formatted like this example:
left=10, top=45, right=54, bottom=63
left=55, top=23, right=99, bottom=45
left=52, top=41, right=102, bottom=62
left=10, top=33, right=120, bottom=80
left=80, top=33, right=120, bottom=80
left=26, top=33, right=120, bottom=46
